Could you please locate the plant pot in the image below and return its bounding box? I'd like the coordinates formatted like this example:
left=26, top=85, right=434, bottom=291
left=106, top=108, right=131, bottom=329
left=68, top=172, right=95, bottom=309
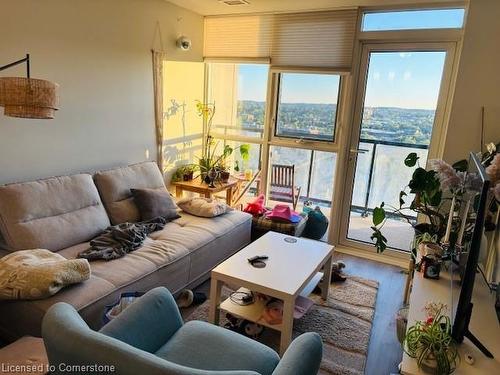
left=420, top=356, right=438, bottom=374
left=183, top=171, right=194, bottom=181
left=220, top=170, right=230, bottom=183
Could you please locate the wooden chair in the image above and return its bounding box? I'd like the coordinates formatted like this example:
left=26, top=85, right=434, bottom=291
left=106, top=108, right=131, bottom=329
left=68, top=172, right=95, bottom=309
left=269, top=164, right=301, bottom=210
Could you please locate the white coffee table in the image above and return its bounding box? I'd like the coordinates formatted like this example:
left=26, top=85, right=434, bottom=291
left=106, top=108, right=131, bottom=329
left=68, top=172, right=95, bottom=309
left=208, top=231, right=334, bottom=355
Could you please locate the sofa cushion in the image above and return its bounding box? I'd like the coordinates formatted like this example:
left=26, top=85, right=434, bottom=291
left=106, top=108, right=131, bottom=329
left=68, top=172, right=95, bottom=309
left=156, top=320, right=279, bottom=374
left=0, top=174, right=110, bottom=252
left=177, top=197, right=232, bottom=218
left=131, top=188, right=178, bottom=221
left=94, top=162, right=165, bottom=225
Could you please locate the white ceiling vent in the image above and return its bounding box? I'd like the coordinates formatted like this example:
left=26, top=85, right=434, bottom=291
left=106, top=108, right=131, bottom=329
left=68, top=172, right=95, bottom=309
left=218, top=0, right=250, bottom=6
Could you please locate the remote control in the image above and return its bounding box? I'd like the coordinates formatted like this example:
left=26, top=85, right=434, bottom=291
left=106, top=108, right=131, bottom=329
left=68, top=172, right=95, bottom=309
left=248, top=255, right=268, bottom=262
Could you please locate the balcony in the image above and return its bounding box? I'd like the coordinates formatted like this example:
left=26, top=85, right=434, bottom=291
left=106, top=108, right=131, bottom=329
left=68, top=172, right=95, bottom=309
left=267, top=139, right=427, bottom=249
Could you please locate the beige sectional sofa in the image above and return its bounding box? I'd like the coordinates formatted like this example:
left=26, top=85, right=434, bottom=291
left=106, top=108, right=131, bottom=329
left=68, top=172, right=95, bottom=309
left=0, top=162, right=252, bottom=341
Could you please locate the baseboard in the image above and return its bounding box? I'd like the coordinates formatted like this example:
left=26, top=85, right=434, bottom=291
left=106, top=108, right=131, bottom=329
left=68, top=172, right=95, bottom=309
left=335, top=246, right=410, bottom=269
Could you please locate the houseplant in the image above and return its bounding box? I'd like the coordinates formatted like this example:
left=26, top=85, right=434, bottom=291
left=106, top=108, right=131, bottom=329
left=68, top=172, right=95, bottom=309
left=403, top=302, right=459, bottom=374
left=370, top=152, right=450, bottom=254
left=195, top=100, right=250, bottom=183
left=171, top=164, right=197, bottom=182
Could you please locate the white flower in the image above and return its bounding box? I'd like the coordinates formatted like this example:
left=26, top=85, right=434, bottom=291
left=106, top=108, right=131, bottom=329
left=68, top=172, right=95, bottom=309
left=486, top=142, right=497, bottom=154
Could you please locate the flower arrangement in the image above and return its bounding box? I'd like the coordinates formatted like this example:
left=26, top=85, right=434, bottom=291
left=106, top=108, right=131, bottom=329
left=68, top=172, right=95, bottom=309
left=195, top=101, right=250, bottom=183
left=404, top=302, right=459, bottom=374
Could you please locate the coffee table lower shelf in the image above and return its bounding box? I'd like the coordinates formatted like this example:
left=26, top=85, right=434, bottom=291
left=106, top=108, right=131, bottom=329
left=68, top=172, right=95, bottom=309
left=218, top=271, right=323, bottom=332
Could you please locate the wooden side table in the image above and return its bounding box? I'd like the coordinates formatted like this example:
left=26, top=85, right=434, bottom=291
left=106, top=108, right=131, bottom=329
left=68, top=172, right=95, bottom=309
left=171, top=176, right=239, bottom=205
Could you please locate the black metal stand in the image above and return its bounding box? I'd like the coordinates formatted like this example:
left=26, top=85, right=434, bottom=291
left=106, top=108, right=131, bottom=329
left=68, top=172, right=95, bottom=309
left=464, top=329, right=494, bottom=358
left=0, top=54, right=30, bottom=77
left=454, top=302, right=494, bottom=358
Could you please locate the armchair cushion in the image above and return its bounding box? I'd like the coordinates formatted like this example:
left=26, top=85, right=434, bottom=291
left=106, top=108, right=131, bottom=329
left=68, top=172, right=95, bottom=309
left=99, top=287, right=183, bottom=353
left=272, top=332, right=322, bottom=375
left=156, top=320, right=280, bottom=375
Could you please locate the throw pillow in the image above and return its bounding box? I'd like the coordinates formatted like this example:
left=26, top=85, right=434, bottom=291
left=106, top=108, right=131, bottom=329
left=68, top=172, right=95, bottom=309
left=302, top=206, right=329, bottom=240
left=177, top=197, right=233, bottom=217
left=131, top=188, right=178, bottom=221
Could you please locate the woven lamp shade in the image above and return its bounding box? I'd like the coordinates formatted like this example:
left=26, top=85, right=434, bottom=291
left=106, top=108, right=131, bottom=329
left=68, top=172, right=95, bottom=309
left=0, top=77, right=59, bottom=119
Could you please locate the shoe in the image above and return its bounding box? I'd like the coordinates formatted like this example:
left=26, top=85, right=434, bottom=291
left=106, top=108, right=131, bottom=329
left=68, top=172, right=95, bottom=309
left=176, top=289, right=194, bottom=308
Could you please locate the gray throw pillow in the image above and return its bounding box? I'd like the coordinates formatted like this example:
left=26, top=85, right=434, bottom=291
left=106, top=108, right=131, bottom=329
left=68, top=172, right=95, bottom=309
left=130, top=188, right=179, bottom=221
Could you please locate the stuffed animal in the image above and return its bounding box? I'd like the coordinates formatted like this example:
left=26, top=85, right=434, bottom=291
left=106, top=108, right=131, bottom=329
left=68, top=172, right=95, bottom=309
left=331, top=260, right=346, bottom=282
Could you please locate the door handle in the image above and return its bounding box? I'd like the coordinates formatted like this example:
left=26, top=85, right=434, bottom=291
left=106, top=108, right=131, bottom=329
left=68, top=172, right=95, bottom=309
left=350, top=148, right=369, bottom=154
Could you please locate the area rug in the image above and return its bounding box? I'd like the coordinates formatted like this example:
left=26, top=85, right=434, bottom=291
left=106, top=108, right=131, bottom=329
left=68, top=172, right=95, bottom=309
left=186, top=275, right=379, bottom=375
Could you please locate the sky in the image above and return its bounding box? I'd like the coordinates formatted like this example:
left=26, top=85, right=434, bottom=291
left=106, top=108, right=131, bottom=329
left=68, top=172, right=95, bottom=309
left=236, top=8, right=463, bottom=110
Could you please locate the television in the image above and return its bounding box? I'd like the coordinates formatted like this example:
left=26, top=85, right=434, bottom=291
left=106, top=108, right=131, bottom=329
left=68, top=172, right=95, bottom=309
left=451, top=152, right=493, bottom=358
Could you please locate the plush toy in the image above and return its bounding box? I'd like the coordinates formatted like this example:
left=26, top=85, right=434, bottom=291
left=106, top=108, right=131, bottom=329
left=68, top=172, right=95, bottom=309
left=331, top=260, right=347, bottom=282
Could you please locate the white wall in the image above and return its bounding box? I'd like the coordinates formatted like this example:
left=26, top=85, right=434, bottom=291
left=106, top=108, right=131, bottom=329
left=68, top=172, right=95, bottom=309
left=443, top=0, right=500, bottom=163
left=0, top=0, right=203, bottom=185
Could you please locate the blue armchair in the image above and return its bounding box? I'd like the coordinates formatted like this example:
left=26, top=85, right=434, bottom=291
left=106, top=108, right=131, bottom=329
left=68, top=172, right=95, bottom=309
left=42, top=287, right=322, bottom=375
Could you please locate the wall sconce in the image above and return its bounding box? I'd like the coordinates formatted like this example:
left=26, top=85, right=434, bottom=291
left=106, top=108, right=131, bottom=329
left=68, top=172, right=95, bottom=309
left=0, top=54, right=59, bottom=119
left=176, top=36, right=192, bottom=51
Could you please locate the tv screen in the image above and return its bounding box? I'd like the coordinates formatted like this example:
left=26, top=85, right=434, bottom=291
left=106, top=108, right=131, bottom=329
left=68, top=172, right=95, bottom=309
left=451, top=152, right=492, bottom=357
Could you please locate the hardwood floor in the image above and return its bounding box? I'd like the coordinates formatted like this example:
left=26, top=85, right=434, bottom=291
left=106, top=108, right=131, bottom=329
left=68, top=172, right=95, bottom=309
left=188, top=252, right=406, bottom=375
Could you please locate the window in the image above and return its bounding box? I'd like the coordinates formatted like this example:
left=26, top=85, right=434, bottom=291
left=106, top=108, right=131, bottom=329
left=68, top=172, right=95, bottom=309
left=269, top=146, right=336, bottom=206
left=361, top=9, right=465, bottom=32
left=207, top=63, right=269, bottom=138
left=275, top=73, right=341, bottom=142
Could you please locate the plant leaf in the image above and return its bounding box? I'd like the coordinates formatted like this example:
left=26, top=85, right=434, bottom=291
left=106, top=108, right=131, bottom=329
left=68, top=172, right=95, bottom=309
left=399, top=191, right=407, bottom=208
left=404, top=152, right=419, bottom=167
left=372, top=206, right=386, bottom=226
left=370, top=227, right=387, bottom=253
left=239, top=144, right=250, bottom=160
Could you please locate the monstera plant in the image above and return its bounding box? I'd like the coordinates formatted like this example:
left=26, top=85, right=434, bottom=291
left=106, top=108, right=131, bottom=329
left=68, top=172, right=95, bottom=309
left=370, top=153, right=465, bottom=254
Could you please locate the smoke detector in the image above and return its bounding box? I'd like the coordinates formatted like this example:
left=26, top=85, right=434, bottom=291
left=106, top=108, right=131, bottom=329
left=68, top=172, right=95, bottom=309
left=218, top=0, right=250, bottom=6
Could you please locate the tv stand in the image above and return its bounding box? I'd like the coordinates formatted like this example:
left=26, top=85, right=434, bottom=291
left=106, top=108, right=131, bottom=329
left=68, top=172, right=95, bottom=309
left=464, top=328, right=494, bottom=358
left=401, top=268, right=499, bottom=374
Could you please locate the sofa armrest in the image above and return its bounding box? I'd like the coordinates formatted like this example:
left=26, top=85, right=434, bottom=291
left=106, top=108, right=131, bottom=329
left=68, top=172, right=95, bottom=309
left=272, top=333, right=323, bottom=375
left=99, top=287, right=184, bottom=353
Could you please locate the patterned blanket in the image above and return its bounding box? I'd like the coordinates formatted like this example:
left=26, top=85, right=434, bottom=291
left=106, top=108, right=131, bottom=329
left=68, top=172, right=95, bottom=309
left=78, top=216, right=174, bottom=261
left=0, top=249, right=90, bottom=300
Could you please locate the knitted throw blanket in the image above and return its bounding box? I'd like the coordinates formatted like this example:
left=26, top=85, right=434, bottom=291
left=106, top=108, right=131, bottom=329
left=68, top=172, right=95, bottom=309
left=0, top=249, right=90, bottom=300
left=78, top=216, right=172, bottom=261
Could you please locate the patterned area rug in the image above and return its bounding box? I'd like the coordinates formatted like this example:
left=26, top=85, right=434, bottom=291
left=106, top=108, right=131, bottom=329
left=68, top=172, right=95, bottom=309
left=186, top=275, right=379, bottom=375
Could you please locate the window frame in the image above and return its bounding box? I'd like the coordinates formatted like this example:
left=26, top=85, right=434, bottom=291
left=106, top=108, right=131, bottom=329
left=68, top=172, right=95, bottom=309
left=360, top=7, right=466, bottom=33
left=268, top=67, right=349, bottom=153
left=358, top=2, right=467, bottom=43
left=272, top=71, right=342, bottom=144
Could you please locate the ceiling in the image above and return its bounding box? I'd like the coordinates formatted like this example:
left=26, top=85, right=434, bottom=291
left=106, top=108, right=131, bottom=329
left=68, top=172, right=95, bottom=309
left=166, top=0, right=459, bottom=16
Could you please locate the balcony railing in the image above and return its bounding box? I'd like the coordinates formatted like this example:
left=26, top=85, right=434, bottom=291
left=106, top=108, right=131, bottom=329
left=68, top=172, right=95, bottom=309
left=212, top=123, right=429, bottom=216
left=351, top=139, right=428, bottom=219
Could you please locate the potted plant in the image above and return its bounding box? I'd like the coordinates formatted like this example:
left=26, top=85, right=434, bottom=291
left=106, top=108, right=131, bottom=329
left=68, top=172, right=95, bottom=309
left=370, top=152, right=468, bottom=255
left=404, top=302, right=459, bottom=374
left=182, top=164, right=196, bottom=181
left=171, top=164, right=198, bottom=183
left=195, top=101, right=250, bottom=184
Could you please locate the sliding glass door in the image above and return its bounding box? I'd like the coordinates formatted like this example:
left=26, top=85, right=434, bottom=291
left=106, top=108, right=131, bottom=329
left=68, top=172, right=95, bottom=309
left=340, top=43, right=456, bottom=254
